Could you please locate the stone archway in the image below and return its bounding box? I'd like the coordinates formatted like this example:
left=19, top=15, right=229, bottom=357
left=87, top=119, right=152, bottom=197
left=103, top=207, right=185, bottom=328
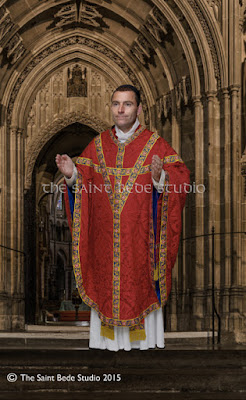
left=25, top=121, right=99, bottom=324
left=25, top=110, right=109, bottom=190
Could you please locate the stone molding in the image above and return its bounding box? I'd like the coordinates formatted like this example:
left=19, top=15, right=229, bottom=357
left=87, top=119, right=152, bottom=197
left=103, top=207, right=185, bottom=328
left=24, top=110, right=108, bottom=189
left=187, top=0, right=221, bottom=88
left=7, top=35, right=150, bottom=126
left=206, top=0, right=221, bottom=21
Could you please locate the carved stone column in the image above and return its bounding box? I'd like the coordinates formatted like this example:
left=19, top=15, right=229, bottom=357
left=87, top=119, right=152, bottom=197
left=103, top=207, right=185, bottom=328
left=0, top=124, right=10, bottom=330
left=220, top=88, right=231, bottom=330
left=0, top=125, right=5, bottom=293
left=229, top=84, right=244, bottom=330
left=230, top=85, right=242, bottom=280
left=9, top=126, right=25, bottom=330
left=193, top=95, right=205, bottom=329
left=168, top=92, right=181, bottom=331
left=206, top=91, right=221, bottom=330
left=16, top=128, right=25, bottom=327
left=171, top=92, right=181, bottom=154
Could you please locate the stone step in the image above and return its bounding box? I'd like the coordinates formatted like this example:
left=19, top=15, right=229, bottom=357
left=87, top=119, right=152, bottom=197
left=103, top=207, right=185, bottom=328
left=25, top=324, right=90, bottom=331
left=0, top=348, right=244, bottom=368
left=25, top=325, right=218, bottom=338
left=25, top=325, right=217, bottom=339
left=0, top=348, right=245, bottom=398
left=0, top=327, right=218, bottom=348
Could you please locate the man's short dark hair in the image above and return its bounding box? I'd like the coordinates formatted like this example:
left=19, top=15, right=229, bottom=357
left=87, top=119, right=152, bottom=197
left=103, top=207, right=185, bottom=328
left=112, top=85, right=141, bottom=106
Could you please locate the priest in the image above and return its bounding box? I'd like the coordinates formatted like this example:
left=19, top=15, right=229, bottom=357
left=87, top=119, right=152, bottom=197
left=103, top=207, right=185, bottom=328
left=55, top=85, right=190, bottom=351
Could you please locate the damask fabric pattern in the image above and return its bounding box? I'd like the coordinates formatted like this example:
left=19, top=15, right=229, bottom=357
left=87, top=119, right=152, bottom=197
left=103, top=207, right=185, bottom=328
left=64, top=125, right=189, bottom=341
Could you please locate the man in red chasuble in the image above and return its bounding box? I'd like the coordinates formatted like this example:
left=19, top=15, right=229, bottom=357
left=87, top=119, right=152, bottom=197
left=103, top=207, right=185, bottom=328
left=56, top=85, right=190, bottom=351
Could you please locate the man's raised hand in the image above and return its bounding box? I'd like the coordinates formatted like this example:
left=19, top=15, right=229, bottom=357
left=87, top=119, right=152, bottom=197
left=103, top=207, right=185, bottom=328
left=151, top=155, right=163, bottom=182
left=55, top=154, right=74, bottom=178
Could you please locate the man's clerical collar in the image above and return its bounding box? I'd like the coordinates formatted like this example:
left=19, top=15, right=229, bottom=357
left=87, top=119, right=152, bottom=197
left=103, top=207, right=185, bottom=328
left=115, top=118, right=140, bottom=143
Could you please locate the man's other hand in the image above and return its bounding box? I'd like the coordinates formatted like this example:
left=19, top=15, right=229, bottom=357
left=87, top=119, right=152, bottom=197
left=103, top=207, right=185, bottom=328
left=55, top=154, right=74, bottom=178
left=151, top=155, right=163, bottom=182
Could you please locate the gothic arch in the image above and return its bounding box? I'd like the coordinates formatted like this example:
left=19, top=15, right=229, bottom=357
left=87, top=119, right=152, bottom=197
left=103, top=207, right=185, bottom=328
left=4, top=33, right=157, bottom=131
left=25, top=111, right=107, bottom=190
left=57, top=248, right=67, bottom=265
left=197, top=0, right=228, bottom=87
left=7, top=44, right=137, bottom=128
left=1, top=0, right=228, bottom=108
left=153, top=0, right=227, bottom=92
left=2, top=2, right=227, bottom=132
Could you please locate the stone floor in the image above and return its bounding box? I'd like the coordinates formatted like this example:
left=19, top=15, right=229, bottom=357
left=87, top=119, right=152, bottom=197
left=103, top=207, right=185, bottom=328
left=0, top=328, right=245, bottom=399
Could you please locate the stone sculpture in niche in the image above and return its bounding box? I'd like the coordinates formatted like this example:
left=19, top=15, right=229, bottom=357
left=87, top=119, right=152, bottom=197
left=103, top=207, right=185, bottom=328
left=67, top=65, right=87, bottom=97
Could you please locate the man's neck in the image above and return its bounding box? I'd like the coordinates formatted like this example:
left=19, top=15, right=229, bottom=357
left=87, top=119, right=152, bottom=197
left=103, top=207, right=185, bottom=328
left=115, top=118, right=139, bottom=136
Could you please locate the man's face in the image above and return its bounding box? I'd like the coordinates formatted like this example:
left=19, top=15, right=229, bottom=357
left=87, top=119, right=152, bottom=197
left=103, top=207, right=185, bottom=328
left=111, top=91, right=142, bottom=132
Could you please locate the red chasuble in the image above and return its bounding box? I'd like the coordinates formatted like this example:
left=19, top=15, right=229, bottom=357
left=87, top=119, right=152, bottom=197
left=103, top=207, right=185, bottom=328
left=65, top=125, right=190, bottom=329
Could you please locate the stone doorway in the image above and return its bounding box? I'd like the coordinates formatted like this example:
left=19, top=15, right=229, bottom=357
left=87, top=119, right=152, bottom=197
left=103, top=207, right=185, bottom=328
left=24, top=122, right=98, bottom=325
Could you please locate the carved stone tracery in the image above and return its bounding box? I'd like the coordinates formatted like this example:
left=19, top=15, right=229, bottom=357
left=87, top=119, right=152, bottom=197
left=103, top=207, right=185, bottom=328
left=156, top=75, right=192, bottom=119
left=6, top=34, right=25, bottom=64
left=145, top=19, right=162, bottom=43
left=175, top=76, right=189, bottom=108
left=0, top=7, right=14, bottom=44
left=144, top=7, right=168, bottom=43
left=55, top=4, right=76, bottom=27
left=8, top=36, right=150, bottom=125
left=151, top=7, right=168, bottom=32
left=0, top=5, right=26, bottom=64
left=54, top=2, right=103, bottom=28
left=131, top=33, right=153, bottom=66
left=131, top=32, right=157, bottom=73
left=25, top=64, right=113, bottom=148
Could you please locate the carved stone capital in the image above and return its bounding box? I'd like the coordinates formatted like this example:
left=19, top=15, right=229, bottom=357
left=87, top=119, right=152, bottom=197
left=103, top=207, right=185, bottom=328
left=229, top=84, right=241, bottom=94
left=9, top=126, right=24, bottom=137
left=192, top=95, right=202, bottom=105
left=206, top=90, right=217, bottom=100
left=9, top=125, right=18, bottom=135
left=221, top=88, right=230, bottom=98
